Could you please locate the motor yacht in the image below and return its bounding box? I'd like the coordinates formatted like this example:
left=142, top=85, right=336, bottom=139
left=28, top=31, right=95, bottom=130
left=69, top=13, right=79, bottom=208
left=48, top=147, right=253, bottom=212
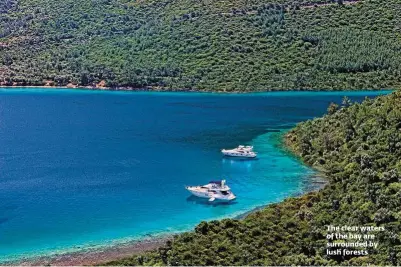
left=186, top=180, right=236, bottom=202
left=221, top=145, right=257, bottom=158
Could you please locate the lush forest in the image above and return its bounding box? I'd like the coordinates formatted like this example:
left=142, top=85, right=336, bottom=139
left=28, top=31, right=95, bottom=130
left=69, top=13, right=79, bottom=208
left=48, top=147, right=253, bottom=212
left=106, top=91, right=401, bottom=265
left=1, top=0, right=401, bottom=91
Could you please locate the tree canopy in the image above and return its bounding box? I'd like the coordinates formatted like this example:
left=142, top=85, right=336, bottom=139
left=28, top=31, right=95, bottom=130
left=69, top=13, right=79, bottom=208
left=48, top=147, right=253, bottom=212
left=0, top=0, right=400, bottom=91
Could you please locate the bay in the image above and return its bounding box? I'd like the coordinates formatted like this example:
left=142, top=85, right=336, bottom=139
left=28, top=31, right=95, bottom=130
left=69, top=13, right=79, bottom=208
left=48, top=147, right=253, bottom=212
left=0, top=88, right=391, bottom=261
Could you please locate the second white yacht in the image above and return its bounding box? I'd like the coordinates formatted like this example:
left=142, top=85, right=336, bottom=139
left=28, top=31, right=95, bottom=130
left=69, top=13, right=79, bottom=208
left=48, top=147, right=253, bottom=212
left=221, top=145, right=257, bottom=158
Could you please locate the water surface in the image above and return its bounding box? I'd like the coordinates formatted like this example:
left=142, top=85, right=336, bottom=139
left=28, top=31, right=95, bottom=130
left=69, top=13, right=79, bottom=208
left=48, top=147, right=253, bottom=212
left=0, top=88, right=391, bottom=261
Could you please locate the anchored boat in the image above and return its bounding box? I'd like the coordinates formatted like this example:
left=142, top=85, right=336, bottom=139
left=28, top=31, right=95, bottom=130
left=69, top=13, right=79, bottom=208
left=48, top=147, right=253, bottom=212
left=186, top=180, right=236, bottom=202
left=221, top=145, right=257, bottom=158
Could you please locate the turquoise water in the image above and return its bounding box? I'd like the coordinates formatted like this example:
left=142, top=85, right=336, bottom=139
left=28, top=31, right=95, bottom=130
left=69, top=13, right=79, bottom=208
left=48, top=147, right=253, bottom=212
left=0, top=88, right=391, bottom=262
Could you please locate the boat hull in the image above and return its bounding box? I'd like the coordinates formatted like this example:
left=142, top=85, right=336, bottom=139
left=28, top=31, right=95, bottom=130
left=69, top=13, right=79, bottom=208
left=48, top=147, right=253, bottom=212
left=186, top=187, right=236, bottom=201
left=188, top=189, right=211, bottom=198
left=221, top=151, right=257, bottom=158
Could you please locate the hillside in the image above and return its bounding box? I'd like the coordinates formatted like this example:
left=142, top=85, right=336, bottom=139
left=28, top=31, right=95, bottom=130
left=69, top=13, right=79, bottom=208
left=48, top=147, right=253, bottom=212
left=1, top=0, right=401, bottom=91
left=106, top=92, right=401, bottom=265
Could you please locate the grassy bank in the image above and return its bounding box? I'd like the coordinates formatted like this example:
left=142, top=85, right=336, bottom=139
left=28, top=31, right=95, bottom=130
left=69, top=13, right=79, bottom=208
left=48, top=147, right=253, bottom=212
left=105, top=91, right=401, bottom=265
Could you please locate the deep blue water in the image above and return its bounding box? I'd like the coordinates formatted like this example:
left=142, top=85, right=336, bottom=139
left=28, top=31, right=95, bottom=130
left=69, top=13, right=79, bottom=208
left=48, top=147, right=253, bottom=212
left=0, top=88, right=391, bottom=261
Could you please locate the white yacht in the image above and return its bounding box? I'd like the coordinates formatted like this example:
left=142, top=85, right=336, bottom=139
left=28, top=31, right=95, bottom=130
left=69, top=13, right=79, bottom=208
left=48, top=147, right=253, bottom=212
left=186, top=180, right=236, bottom=202
left=221, top=145, right=257, bottom=158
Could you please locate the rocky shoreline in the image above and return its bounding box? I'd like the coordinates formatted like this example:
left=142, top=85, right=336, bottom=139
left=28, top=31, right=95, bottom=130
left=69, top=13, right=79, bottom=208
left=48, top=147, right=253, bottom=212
left=5, top=236, right=172, bottom=266
left=0, top=85, right=390, bottom=94
left=0, top=84, right=260, bottom=94
left=0, top=84, right=196, bottom=92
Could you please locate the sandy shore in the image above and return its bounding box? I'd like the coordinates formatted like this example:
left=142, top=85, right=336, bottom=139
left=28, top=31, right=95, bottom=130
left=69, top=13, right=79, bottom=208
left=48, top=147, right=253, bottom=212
left=6, top=236, right=172, bottom=266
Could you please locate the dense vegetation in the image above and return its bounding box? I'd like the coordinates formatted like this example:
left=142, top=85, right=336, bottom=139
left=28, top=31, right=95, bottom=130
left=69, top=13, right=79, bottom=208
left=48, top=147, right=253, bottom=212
left=107, top=91, right=401, bottom=265
left=1, top=0, right=401, bottom=91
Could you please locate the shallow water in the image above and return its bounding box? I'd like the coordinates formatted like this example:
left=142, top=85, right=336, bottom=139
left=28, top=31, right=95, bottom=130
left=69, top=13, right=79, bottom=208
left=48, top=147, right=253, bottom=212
left=0, top=88, right=391, bottom=261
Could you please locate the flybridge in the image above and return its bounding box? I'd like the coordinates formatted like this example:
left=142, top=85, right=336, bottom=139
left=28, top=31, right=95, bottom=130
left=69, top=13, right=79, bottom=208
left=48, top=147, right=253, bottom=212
left=209, top=180, right=224, bottom=185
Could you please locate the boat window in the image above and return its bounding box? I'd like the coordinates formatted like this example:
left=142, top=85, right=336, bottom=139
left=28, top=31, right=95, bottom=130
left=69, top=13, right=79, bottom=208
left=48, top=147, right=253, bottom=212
left=221, top=191, right=229, bottom=195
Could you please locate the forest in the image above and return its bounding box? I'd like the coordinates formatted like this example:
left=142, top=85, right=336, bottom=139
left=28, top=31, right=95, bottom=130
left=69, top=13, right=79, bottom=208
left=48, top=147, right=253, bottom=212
left=106, top=91, right=401, bottom=265
left=0, top=0, right=401, bottom=91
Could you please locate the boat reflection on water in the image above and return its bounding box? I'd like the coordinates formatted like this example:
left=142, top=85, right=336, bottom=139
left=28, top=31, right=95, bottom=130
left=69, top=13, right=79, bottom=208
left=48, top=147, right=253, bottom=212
left=222, top=157, right=257, bottom=172
left=186, top=195, right=238, bottom=206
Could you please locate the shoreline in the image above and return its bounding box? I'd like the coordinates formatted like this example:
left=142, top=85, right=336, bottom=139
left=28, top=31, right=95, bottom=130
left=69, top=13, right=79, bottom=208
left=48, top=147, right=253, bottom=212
left=7, top=236, right=173, bottom=266
left=0, top=85, right=394, bottom=94
left=234, top=172, right=327, bottom=220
